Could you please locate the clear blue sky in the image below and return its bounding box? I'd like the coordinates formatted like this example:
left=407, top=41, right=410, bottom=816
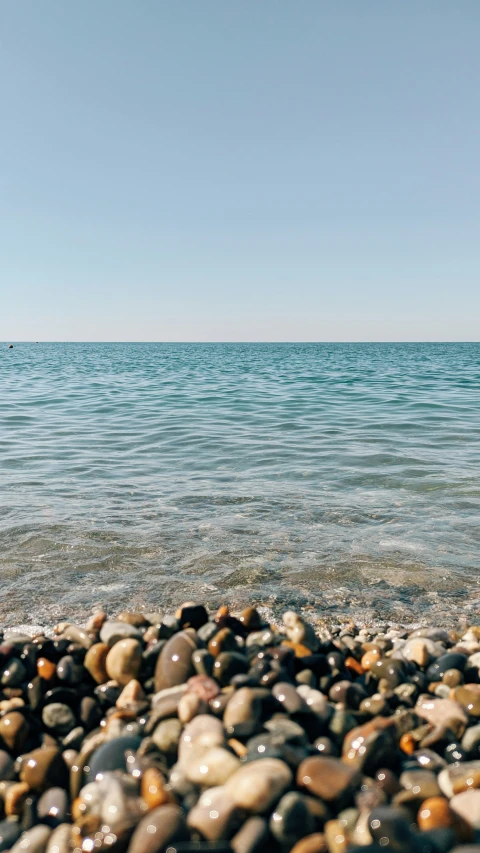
left=1, top=2, right=479, bottom=341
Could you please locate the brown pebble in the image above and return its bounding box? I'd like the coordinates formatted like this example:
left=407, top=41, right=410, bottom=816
left=239, top=606, right=262, bottom=632
left=84, top=643, right=109, bottom=684
left=228, top=738, right=248, bottom=758
left=297, top=756, right=361, bottom=803
left=0, top=711, right=29, bottom=753
left=324, top=819, right=348, bottom=853
left=105, top=638, right=142, bottom=685
left=443, top=668, right=464, bottom=687
left=208, top=627, right=237, bottom=656
left=20, top=746, right=68, bottom=792
left=117, top=610, right=148, bottom=627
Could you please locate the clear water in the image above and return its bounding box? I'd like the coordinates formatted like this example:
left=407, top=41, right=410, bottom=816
left=1, top=342, right=480, bottom=628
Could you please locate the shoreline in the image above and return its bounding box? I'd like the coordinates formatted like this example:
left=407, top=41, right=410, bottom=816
left=0, top=603, right=480, bottom=852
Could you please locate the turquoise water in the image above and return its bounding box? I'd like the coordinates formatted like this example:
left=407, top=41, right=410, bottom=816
left=1, top=342, right=480, bottom=627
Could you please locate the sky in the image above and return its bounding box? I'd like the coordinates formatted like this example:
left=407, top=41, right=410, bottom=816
left=0, top=2, right=479, bottom=342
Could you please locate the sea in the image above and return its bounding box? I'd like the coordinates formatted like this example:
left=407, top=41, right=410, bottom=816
left=1, top=342, right=480, bottom=630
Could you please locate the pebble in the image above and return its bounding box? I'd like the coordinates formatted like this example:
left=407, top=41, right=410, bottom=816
left=3, top=604, right=480, bottom=853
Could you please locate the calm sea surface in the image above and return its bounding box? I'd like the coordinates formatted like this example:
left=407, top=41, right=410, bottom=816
left=1, top=342, right=480, bottom=628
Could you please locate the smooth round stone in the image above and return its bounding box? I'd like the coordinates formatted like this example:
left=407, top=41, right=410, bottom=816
left=178, top=691, right=208, bottom=723
left=368, top=806, right=418, bottom=850
left=443, top=669, right=464, bottom=687
left=231, top=816, right=269, bottom=853
left=179, top=714, right=225, bottom=763
left=185, top=746, right=241, bottom=787
left=154, top=631, right=197, bottom=692
left=239, top=607, right=263, bottom=633
left=105, top=638, right=142, bottom=686
left=224, top=758, right=293, bottom=813
left=128, top=804, right=188, bottom=853
left=398, top=769, right=441, bottom=799
left=296, top=685, right=331, bottom=721
left=87, top=735, right=142, bottom=782
left=152, top=718, right=183, bottom=756
left=1, top=659, right=27, bottom=687
left=37, top=787, right=68, bottom=825
left=451, top=789, right=480, bottom=829
left=42, top=702, right=76, bottom=735
left=453, top=685, right=480, bottom=717
left=445, top=742, right=467, bottom=763
left=191, top=650, right=215, bottom=677
left=360, top=695, right=389, bottom=716
left=83, top=642, right=109, bottom=684
left=187, top=786, right=241, bottom=842
left=401, top=637, right=438, bottom=667
left=370, top=659, right=407, bottom=688
left=246, top=629, right=277, bottom=648
left=45, top=824, right=71, bottom=853
left=297, top=756, right=360, bottom=804
left=37, top=658, right=56, bottom=681
left=140, top=767, right=172, bottom=810
left=283, top=612, right=320, bottom=652
left=265, top=715, right=308, bottom=743
left=224, top=687, right=261, bottom=729
left=0, top=711, right=29, bottom=753
left=20, top=747, right=69, bottom=792
left=9, top=825, right=52, bottom=853
left=427, top=653, right=468, bottom=681
left=208, top=628, right=239, bottom=657
left=99, top=621, right=143, bottom=645
left=56, top=655, right=84, bottom=685
left=417, top=796, right=457, bottom=832
left=272, top=682, right=308, bottom=714
left=0, top=819, right=21, bottom=852
left=213, top=652, right=249, bottom=686
left=270, top=791, right=316, bottom=849
left=58, top=624, right=93, bottom=649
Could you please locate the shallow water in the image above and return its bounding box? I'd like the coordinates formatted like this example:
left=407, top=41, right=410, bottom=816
left=1, top=342, right=480, bottom=627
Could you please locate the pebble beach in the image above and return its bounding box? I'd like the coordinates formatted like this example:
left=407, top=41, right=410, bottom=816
left=1, top=605, right=480, bottom=852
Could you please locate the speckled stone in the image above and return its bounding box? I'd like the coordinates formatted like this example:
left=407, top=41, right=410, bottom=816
left=224, top=758, right=292, bottom=813
left=42, top=703, right=76, bottom=735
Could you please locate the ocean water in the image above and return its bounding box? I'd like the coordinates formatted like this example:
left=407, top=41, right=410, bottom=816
left=1, top=342, right=480, bottom=629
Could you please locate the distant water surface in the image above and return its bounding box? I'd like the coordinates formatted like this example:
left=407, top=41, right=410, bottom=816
left=1, top=342, right=480, bottom=628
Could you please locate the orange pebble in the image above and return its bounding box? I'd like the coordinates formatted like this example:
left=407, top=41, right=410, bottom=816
left=37, top=658, right=56, bottom=681
left=399, top=733, right=416, bottom=755
left=345, top=656, right=364, bottom=676
left=281, top=640, right=314, bottom=657
left=228, top=738, right=248, bottom=758
left=141, top=767, right=174, bottom=810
